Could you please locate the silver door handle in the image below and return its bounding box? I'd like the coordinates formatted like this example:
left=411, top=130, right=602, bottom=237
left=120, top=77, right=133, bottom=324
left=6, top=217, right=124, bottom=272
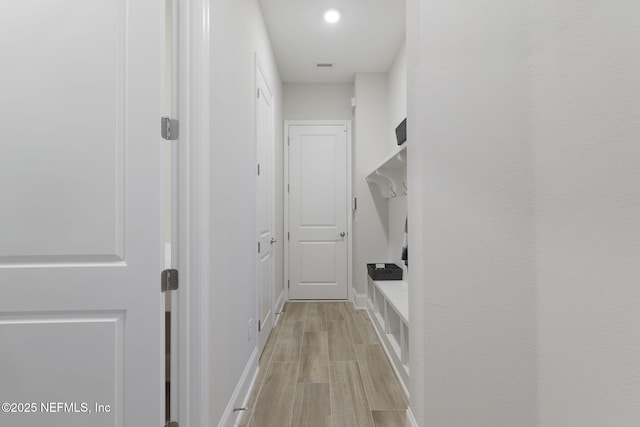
left=339, top=232, right=346, bottom=237
left=270, top=237, right=277, bottom=244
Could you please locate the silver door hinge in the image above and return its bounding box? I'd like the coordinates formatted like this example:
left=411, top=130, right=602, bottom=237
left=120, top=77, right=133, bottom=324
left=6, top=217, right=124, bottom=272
left=287, top=184, right=290, bottom=193
left=258, top=320, right=262, bottom=332
left=287, top=137, right=290, bottom=146
left=257, top=164, right=260, bottom=175
left=287, top=232, right=290, bottom=241
left=161, top=117, right=179, bottom=140
left=166, top=422, right=178, bottom=427
left=288, top=280, right=290, bottom=289
left=161, top=269, right=179, bottom=292
left=258, top=242, right=261, bottom=253
left=257, top=88, right=260, bottom=99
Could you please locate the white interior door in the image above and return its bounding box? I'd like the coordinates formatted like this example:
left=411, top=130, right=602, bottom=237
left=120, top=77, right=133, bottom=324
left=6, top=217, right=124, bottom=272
left=288, top=123, right=350, bottom=300
left=256, top=64, right=275, bottom=353
left=0, top=1, right=164, bottom=426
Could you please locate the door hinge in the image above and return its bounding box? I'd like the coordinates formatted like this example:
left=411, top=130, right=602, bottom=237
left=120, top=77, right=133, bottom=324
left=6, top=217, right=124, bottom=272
left=287, top=184, right=290, bottom=193
left=257, top=163, right=260, bottom=175
left=161, top=117, right=179, bottom=140
left=257, top=88, right=261, bottom=99
left=258, top=320, right=261, bottom=332
left=287, top=136, right=290, bottom=146
left=287, top=231, right=290, bottom=241
left=353, top=197, right=358, bottom=210
left=258, top=241, right=261, bottom=253
left=288, top=280, right=290, bottom=289
left=166, top=422, right=178, bottom=427
left=161, top=269, right=179, bottom=293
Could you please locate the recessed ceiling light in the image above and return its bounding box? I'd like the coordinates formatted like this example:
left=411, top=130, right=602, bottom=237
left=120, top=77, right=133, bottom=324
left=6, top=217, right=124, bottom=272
left=324, top=9, right=341, bottom=23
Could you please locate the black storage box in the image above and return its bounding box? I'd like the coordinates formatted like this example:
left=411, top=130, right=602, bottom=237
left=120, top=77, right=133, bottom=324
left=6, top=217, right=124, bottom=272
left=367, top=263, right=403, bottom=281
left=395, top=118, right=407, bottom=145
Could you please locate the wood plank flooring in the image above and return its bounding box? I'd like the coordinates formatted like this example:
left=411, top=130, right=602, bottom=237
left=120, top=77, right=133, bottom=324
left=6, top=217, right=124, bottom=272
left=240, top=302, right=407, bottom=427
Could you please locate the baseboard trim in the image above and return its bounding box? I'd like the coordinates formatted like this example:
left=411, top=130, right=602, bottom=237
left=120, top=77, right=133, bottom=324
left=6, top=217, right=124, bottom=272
left=217, top=346, right=259, bottom=427
left=274, top=291, right=285, bottom=325
left=351, top=288, right=367, bottom=309
left=406, top=407, right=419, bottom=427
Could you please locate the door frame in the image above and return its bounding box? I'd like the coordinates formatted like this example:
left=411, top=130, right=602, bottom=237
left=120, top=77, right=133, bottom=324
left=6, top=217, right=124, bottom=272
left=176, top=0, right=211, bottom=425
left=255, top=54, right=276, bottom=353
left=283, top=120, right=353, bottom=302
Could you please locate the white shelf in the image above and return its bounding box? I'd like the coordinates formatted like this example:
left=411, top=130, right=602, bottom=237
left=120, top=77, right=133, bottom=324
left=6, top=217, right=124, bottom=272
left=376, top=280, right=409, bottom=324
left=366, top=275, right=409, bottom=394
left=366, top=145, right=407, bottom=198
left=387, top=330, right=402, bottom=360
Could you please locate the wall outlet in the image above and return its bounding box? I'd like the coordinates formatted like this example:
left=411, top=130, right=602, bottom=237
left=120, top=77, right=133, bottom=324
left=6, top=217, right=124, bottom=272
left=247, top=319, right=253, bottom=341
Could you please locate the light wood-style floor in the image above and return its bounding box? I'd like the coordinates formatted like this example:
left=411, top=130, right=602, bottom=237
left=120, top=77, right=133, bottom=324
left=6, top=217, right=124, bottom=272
left=240, top=301, right=407, bottom=427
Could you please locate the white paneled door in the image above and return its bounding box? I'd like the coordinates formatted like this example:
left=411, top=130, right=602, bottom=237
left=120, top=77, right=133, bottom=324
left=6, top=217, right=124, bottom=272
left=256, top=63, right=275, bottom=353
left=0, top=1, right=164, bottom=426
left=288, top=123, right=350, bottom=300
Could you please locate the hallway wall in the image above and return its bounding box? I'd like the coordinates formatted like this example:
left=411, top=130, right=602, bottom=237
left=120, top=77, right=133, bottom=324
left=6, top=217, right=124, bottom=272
left=387, top=41, right=407, bottom=154
left=386, top=42, right=408, bottom=273
left=208, top=0, right=283, bottom=423
left=283, top=83, right=354, bottom=120
left=407, top=0, right=537, bottom=425
left=408, top=0, right=640, bottom=425
left=352, top=73, right=390, bottom=297
left=533, top=2, right=640, bottom=425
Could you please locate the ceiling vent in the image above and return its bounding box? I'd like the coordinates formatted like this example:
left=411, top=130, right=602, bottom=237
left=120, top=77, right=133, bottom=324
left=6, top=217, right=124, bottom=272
left=316, top=63, right=334, bottom=68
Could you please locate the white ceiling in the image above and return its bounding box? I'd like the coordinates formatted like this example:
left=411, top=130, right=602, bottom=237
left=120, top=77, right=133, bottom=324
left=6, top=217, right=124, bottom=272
left=258, top=0, right=406, bottom=83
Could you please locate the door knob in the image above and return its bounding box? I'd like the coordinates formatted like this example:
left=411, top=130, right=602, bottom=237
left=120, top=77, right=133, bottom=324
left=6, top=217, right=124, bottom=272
left=270, top=237, right=277, bottom=244
left=339, top=232, right=346, bottom=237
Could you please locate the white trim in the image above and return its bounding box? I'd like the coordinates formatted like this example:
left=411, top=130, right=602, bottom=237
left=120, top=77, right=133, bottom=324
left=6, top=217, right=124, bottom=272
left=283, top=122, right=290, bottom=302
left=364, top=308, right=410, bottom=398
left=177, top=0, right=210, bottom=425
left=346, top=121, right=353, bottom=304
left=274, top=290, right=285, bottom=324
left=165, top=0, right=180, bottom=419
left=215, top=346, right=259, bottom=427
left=406, top=407, right=419, bottom=427
left=284, top=120, right=353, bottom=302
left=254, top=53, right=277, bottom=356
left=351, top=288, right=368, bottom=309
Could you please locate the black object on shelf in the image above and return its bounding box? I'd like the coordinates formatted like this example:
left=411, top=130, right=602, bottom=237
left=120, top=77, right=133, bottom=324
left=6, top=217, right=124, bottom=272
left=395, top=118, right=407, bottom=145
left=367, top=263, right=403, bottom=281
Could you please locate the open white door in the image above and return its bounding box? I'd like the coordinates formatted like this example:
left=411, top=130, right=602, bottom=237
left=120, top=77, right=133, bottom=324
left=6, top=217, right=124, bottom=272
left=256, top=62, right=275, bottom=353
left=287, top=122, right=351, bottom=300
left=0, top=1, right=164, bottom=426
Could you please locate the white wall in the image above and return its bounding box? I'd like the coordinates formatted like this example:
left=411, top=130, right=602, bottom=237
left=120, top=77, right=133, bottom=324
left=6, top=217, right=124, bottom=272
left=208, top=0, right=282, bottom=424
left=388, top=41, right=407, bottom=153
left=533, top=2, right=640, bottom=425
left=407, top=0, right=537, bottom=425
left=352, top=73, right=390, bottom=297
left=386, top=42, right=408, bottom=272
left=283, top=83, right=353, bottom=120
left=408, top=0, right=640, bottom=425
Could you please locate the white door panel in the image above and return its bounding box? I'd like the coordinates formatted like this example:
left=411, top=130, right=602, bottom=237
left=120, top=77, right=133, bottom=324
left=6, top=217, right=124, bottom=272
left=256, top=64, right=274, bottom=353
left=0, top=0, right=164, bottom=426
left=288, top=124, right=349, bottom=300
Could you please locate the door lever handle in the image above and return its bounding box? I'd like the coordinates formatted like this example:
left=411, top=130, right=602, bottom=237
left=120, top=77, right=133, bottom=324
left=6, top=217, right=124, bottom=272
left=270, top=237, right=277, bottom=244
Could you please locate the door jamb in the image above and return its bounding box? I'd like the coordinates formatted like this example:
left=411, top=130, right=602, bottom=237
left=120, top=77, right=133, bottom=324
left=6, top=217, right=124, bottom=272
left=177, top=0, right=210, bottom=425
left=283, top=120, right=353, bottom=302
left=254, top=53, right=276, bottom=353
